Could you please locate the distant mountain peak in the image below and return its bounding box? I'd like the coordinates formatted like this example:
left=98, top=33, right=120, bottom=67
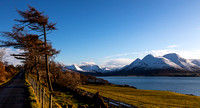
left=163, top=53, right=180, bottom=59
left=126, top=58, right=143, bottom=70
left=65, top=53, right=200, bottom=76
left=123, top=53, right=200, bottom=73
left=190, top=59, right=200, bottom=68
left=135, top=58, right=141, bottom=61
left=143, top=54, right=154, bottom=59
left=66, top=64, right=84, bottom=71
left=80, top=64, right=102, bottom=72
left=164, top=53, right=179, bottom=56
left=162, top=53, right=199, bottom=71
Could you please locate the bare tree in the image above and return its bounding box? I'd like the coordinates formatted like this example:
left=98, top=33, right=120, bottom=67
left=0, top=6, right=59, bottom=92
left=1, top=26, right=59, bottom=82
left=15, top=6, right=57, bottom=91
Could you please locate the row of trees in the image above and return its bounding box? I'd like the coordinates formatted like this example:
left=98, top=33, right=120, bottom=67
left=0, top=62, right=19, bottom=83
left=0, top=5, right=107, bottom=92
left=0, top=49, right=19, bottom=83
left=0, top=6, right=109, bottom=107
left=0, top=6, right=59, bottom=91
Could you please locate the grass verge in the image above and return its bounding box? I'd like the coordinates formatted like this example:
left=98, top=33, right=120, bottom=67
left=29, top=74, right=92, bottom=108
left=25, top=76, right=40, bottom=108
left=80, top=84, right=200, bottom=108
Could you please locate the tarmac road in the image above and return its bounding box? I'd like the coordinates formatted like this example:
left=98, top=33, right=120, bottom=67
left=0, top=71, right=28, bottom=108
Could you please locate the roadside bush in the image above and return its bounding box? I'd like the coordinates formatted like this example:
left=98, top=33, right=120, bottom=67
left=5, top=65, right=18, bottom=76
left=57, top=71, right=81, bottom=89
left=0, top=62, right=18, bottom=83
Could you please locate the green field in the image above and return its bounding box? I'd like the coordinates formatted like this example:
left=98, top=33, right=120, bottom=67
left=80, top=84, right=200, bottom=108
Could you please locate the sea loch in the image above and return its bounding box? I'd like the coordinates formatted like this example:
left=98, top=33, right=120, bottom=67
left=99, top=76, right=200, bottom=96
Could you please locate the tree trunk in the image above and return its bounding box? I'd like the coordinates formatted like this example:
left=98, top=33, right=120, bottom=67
left=43, top=26, right=53, bottom=91
left=49, top=63, right=57, bottom=86
left=35, top=56, right=40, bottom=81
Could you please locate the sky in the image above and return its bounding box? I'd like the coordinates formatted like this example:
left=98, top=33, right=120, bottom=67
left=1, top=0, right=200, bottom=68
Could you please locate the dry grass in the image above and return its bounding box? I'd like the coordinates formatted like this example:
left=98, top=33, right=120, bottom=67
left=80, top=84, right=200, bottom=108
left=25, top=75, right=40, bottom=108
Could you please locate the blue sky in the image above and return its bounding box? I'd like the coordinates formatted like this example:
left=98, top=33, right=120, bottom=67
left=1, top=0, right=200, bottom=67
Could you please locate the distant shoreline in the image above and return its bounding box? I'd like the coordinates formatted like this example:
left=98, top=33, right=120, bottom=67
left=98, top=75, right=200, bottom=77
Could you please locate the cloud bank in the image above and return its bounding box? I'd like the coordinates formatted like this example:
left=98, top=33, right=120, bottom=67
left=102, top=58, right=133, bottom=69
left=1, top=48, right=23, bottom=66
left=101, top=49, right=200, bottom=68
left=167, top=45, right=179, bottom=48
left=4, top=46, right=200, bottom=69
left=79, top=61, right=96, bottom=66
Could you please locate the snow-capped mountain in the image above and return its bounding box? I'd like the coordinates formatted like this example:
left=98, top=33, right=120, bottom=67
left=123, top=53, right=200, bottom=71
left=190, top=59, right=200, bottom=67
left=163, top=53, right=200, bottom=71
left=126, top=54, right=183, bottom=70
left=65, top=53, right=200, bottom=76
left=114, top=53, right=200, bottom=76
left=66, top=64, right=104, bottom=72
left=65, top=63, right=118, bottom=73
left=101, top=67, right=121, bottom=72
left=79, top=64, right=102, bottom=72
left=66, top=64, right=84, bottom=71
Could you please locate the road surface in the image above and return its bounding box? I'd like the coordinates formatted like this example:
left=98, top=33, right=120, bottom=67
left=0, top=71, right=28, bottom=108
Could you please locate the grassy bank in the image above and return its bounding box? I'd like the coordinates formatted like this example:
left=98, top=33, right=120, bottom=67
left=25, top=76, right=40, bottom=108
left=28, top=73, right=92, bottom=108
left=53, top=90, right=92, bottom=108
left=80, top=84, right=200, bottom=108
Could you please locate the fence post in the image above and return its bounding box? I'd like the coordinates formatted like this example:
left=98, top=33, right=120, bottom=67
left=38, top=82, right=40, bottom=103
left=64, top=105, right=68, bottom=108
left=42, top=88, right=45, bottom=108
left=34, top=81, right=36, bottom=93
left=68, top=105, right=73, bottom=108
left=49, top=93, right=53, bottom=108
left=36, top=82, right=38, bottom=97
left=33, top=81, right=35, bottom=92
left=40, top=85, right=42, bottom=105
left=31, top=78, right=33, bottom=86
left=118, top=100, right=120, bottom=107
left=108, top=98, right=110, bottom=106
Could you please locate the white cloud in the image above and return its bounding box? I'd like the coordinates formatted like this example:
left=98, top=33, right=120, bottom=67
left=167, top=45, right=179, bottom=48
left=80, top=61, right=96, bottom=66
left=104, top=52, right=140, bottom=59
left=101, top=49, right=200, bottom=68
left=101, top=58, right=133, bottom=68
left=143, top=49, right=175, bottom=57
left=1, top=48, right=23, bottom=66
left=173, top=50, right=200, bottom=59
left=144, top=49, right=200, bottom=59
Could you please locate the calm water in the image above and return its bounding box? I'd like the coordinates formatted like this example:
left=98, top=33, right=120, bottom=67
left=98, top=76, right=200, bottom=96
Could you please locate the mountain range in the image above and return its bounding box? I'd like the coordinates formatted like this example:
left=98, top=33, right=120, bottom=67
left=66, top=64, right=104, bottom=72
left=65, top=53, right=200, bottom=76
